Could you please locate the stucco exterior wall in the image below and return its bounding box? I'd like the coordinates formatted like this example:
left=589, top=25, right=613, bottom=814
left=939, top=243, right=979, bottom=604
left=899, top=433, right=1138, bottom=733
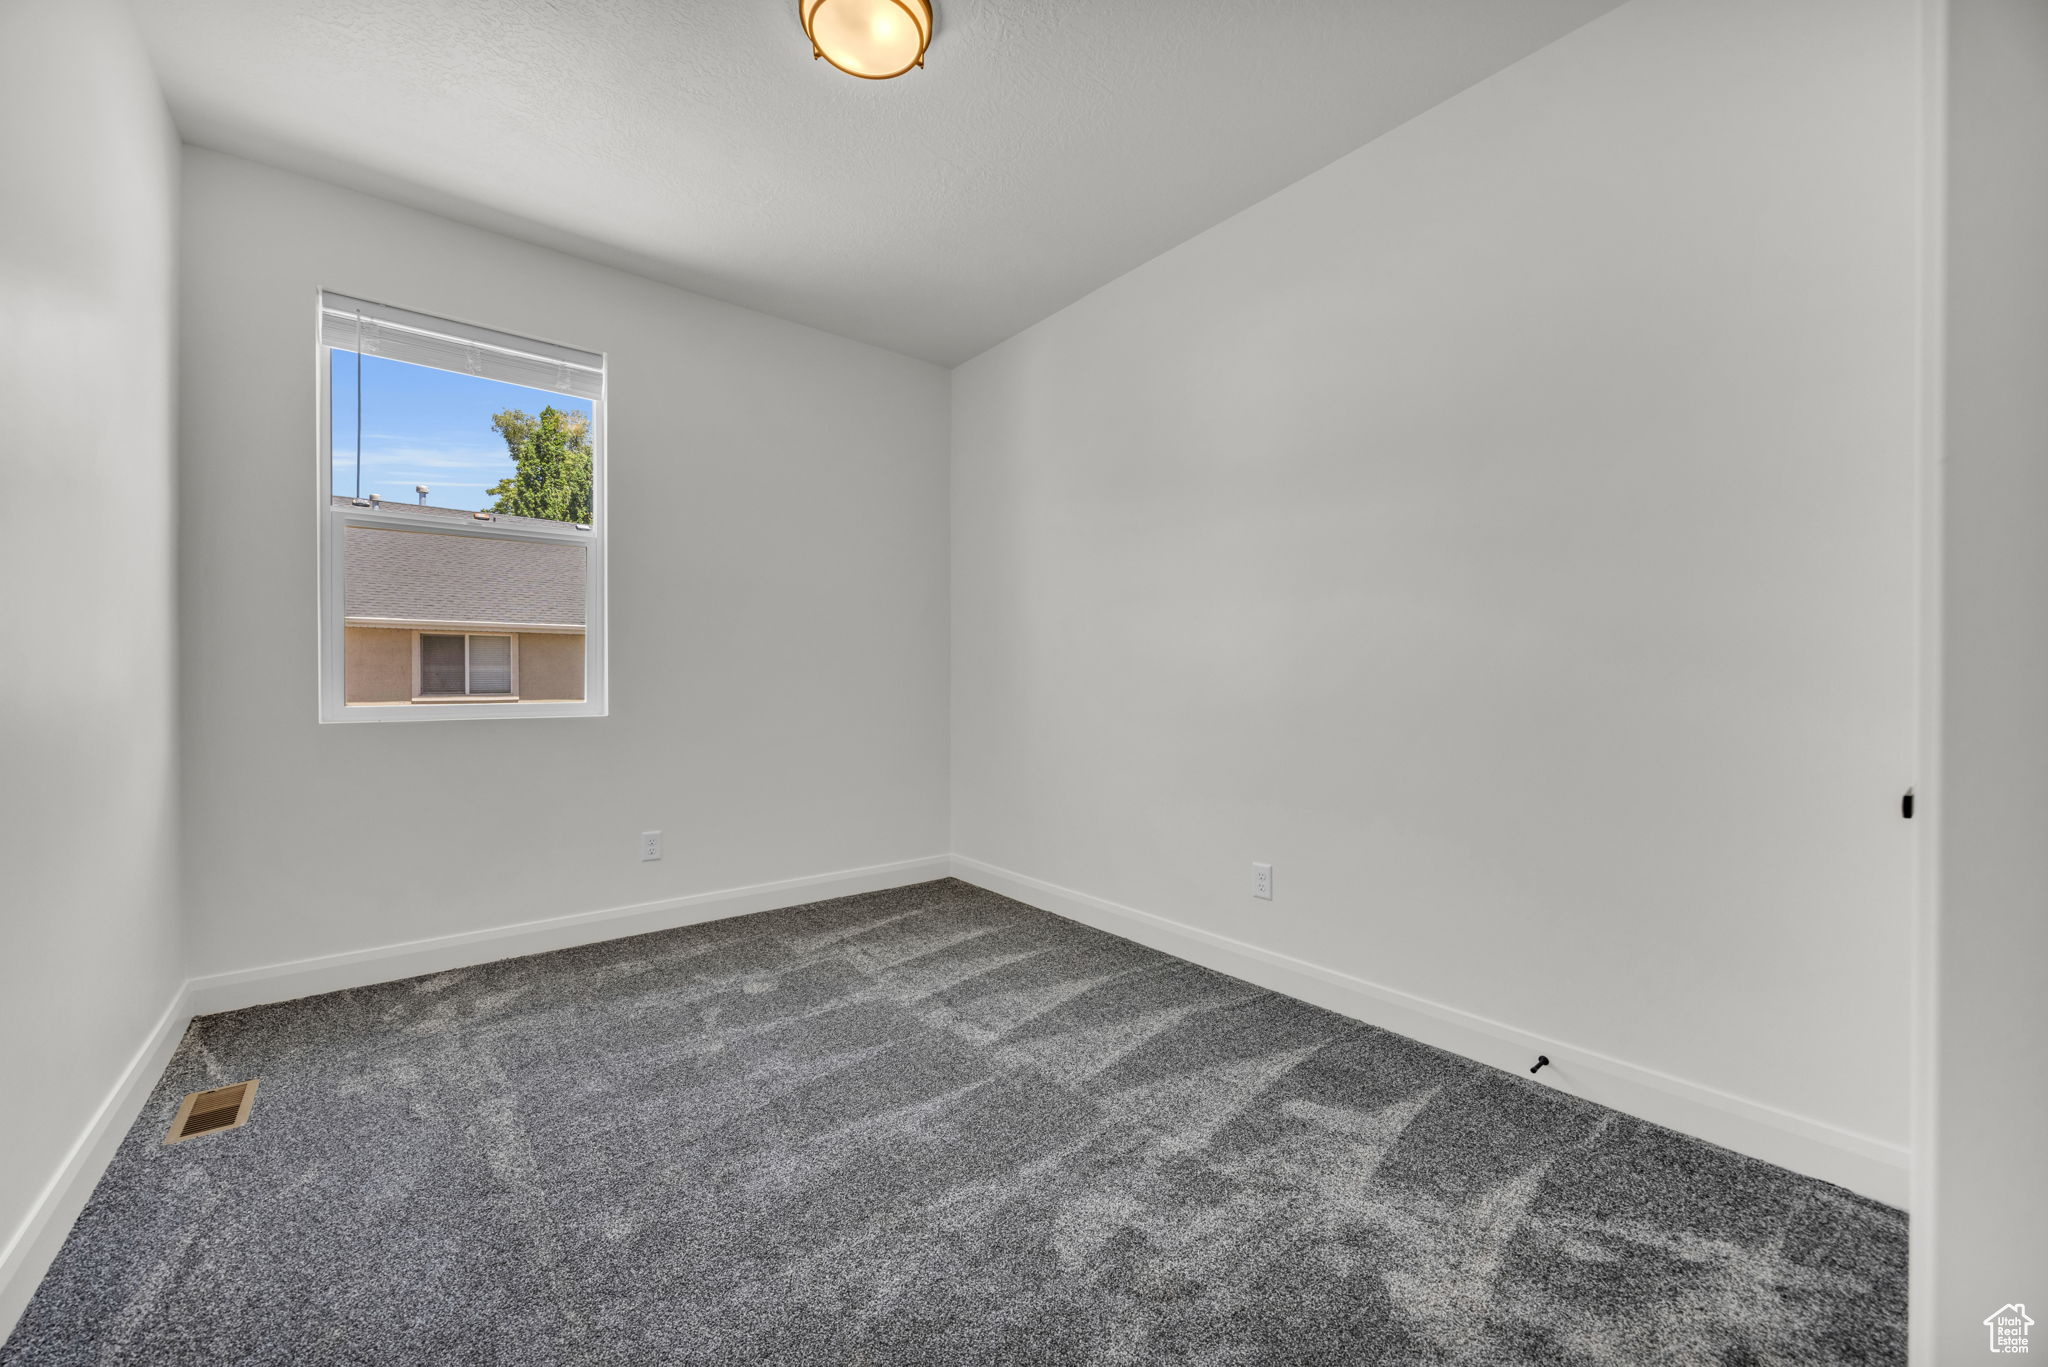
left=343, top=626, right=411, bottom=703
left=343, top=627, right=584, bottom=703
left=516, top=632, right=584, bottom=701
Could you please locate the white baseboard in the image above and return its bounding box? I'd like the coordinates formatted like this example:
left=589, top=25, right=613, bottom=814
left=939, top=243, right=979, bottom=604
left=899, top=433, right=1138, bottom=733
left=0, top=984, right=192, bottom=1342
left=186, top=855, right=953, bottom=1016
left=949, top=855, right=1911, bottom=1208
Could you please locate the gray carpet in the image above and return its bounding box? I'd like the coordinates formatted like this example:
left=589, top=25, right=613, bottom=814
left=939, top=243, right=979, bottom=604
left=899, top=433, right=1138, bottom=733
left=4, top=878, right=1905, bottom=1365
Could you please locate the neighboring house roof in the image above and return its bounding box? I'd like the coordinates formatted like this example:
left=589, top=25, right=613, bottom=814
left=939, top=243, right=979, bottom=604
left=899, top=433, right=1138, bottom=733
left=336, top=498, right=586, bottom=628
left=332, top=495, right=570, bottom=533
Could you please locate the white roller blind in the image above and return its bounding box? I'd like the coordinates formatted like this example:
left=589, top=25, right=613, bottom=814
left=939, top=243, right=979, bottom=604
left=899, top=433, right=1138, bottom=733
left=467, top=635, right=514, bottom=695
left=321, top=293, right=604, bottom=402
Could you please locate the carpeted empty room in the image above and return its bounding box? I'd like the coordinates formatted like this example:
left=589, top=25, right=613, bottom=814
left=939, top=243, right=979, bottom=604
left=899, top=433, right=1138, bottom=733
left=5, top=0, right=2045, bottom=1363
left=5, top=882, right=1906, bottom=1364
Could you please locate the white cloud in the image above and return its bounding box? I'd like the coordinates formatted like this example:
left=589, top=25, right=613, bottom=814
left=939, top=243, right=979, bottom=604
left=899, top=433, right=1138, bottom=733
left=360, top=445, right=509, bottom=472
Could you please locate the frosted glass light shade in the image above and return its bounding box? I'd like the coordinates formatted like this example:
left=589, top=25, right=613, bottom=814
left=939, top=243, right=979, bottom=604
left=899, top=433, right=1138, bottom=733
left=800, top=0, right=932, bottom=80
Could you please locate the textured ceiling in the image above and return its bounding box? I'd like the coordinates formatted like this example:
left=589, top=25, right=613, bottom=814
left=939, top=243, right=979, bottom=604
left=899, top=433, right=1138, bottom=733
left=131, top=0, right=1622, bottom=364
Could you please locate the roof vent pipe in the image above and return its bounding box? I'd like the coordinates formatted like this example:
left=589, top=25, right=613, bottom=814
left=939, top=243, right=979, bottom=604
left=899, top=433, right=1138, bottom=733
left=416, top=485, right=430, bottom=505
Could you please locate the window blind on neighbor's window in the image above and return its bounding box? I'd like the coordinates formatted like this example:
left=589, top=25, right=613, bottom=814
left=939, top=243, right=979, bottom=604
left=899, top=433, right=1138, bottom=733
left=467, top=636, right=513, bottom=694
left=320, top=292, right=604, bottom=402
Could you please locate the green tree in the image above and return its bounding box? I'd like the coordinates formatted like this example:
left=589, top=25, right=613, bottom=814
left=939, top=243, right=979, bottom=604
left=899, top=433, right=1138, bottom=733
left=486, top=405, right=593, bottom=524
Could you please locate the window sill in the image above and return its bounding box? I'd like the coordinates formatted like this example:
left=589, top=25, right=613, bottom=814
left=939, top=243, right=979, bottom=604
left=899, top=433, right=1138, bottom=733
left=325, top=698, right=604, bottom=723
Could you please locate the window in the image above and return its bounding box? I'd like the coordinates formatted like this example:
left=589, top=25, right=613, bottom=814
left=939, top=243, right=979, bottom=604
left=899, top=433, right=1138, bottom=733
left=317, top=293, right=605, bottom=722
left=417, top=633, right=515, bottom=699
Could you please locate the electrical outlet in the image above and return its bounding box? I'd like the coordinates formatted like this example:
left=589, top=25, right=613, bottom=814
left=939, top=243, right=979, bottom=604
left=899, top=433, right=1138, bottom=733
left=640, top=831, right=662, bottom=862
left=1252, top=862, right=1273, bottom=900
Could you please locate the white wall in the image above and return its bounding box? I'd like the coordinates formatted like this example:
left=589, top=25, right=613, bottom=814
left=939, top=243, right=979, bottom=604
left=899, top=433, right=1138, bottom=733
left=952, top=0, right=1922, bottom=1188
left=1922, top=0, right=2048, bottom=1356
left=178, top=149, right=951, bottom=979
left=0, top=0, right=183, bottom=1313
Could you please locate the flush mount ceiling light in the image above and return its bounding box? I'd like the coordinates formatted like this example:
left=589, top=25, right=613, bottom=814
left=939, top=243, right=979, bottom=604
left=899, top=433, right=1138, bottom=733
left=801, top=0, right=932, bottom=80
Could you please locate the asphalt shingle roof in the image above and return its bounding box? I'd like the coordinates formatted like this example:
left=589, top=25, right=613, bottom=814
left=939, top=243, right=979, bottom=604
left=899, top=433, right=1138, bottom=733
left=337, top=498, right=586, bottom=627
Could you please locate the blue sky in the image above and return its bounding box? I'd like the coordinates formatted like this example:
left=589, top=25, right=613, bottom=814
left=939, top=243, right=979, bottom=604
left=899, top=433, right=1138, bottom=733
left=330, top=350, right=593, bottom=512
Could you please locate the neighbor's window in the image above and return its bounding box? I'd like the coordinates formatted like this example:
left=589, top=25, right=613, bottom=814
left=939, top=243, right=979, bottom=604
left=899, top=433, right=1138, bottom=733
left=418, top=633, right=514, bottom=698
left=317, top=293, right=605, bottom=722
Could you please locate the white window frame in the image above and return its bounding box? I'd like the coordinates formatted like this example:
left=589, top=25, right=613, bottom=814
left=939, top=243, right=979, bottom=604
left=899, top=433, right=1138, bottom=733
left=317, top=293, right=607, bottom=724
left=412, top=631, right=520, bottom=701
